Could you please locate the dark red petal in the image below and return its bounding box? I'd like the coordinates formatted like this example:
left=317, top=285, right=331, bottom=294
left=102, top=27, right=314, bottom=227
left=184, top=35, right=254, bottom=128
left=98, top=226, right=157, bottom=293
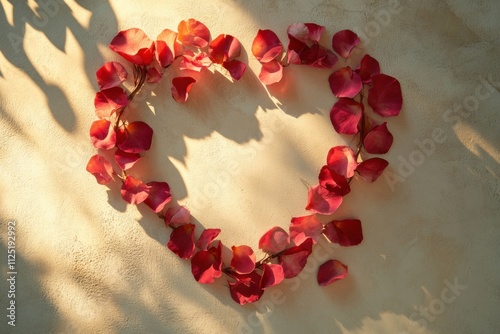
left=209, top=34, right=241, bottom=64
left=109, top=28, right=154, bottom=66
left=329, top=66, right=363, bottom=98
left=298, top=44, right=338, bottom=69
left=156, top=29, right=177, bottom=67
left=96, top=62, right=128, bottom=90
left=167, top=223, right=196, bottom=259
left=364, top=122, right=393, bottom=154
left=323, top=219, right=363, bottom=246
left=356, top=54, right=380, bottom=84
left=177, top=18, right=211, bottom=48
left=317, top=260, right=348, bottom=286
left=289, top=215, right=323, bottom=245
left=191, top=242, right=222, bottom=284
left=164, top=206, right=190, bottom=227
left=94, top=87, right=128, bottom=119
left=196, top=228, right=221, bottom=250
left=252, top=29, right=283, bottom=63
left=90, top=119, right=116, bottom=150
left=279, top=238, right=313, bottom=278
left=120, top=175, right=150, bottom=204
left=260, top=263, right=285, bottom=289
left=146, top=67, right=162, bottom=84
left=287, top=23, right=310, bottom=43
left=368, top=74, right=403, bottom=117
left=116, top=121, right=153, bottom=154
left=259, top=60, right=283, bottom=85
left=330, top=98, right=364, bottom=135
left=332, top=30, right=360, bottom=59
left=230, top=245, right=256, bottom=274
left=356, top=158, right=389, bottom=182
left=228, top=271, right=264, bottom=305
left=171, top=76, right=196, bottom=103
left=318, top=166, right=351, bottom=196
left=222, top=60, right=246, bottom=80
left=304, top=23, right=325, bottom=42
left=86, top=154, right=114, bottom=184
left=144, top=182, right=171, bottom=213
left=258, top=226, right=290, bottom=254
left=305, top=184, right=343, bottom=215
left=326, top=146, right=357, bottom=178
left=179, top=51, right=212, bottom=72
left=114, top=149, right=140, bottom=170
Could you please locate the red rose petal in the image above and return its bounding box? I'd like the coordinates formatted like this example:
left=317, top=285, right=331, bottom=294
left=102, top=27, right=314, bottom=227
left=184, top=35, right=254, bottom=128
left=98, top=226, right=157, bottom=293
left=318, top=166, right=351, bottom=196
left=326, top=146, right=358, bottom=178
left=96, top=62, right=128, bottom=90
left=156, top=29, right=177, bottom=67
left=329, top=66, right=363, bottom=98
left=196, top=228, right=221, bottom=250
left=258, top=226, right=290, bottom=254
left=144, top=181, right=172, bottom=213
left=289, top=215, right=323, bottom=245
left=332, top=30, right=360, bottom=59
left=356, top=158, right=389, bottom=182
left=94, top=87, right=128, bottom=119
left=230, top=245, right=256, bottom=274
left=356, top=54, right=380, bottom=84
left=279, top=238, right=313, bottom=278
left=305, top=184, right=343, bottom=215
left=179, top=51, right=212, bottom=72
left=86, top=154, right=114, bottom=185
left=116, top=121, right=153, bottom=154
left=260, top=263, right=285, bottom=289
left=146, top=67, right=162, bottom=84
left=298, top=44, right=338, bottom=69
left=164, top=206, right=190, bottom=227
left=323, top=219, right=363, bottom=246
left=228, top=271, right=264, bottom=305
left=109, top=28, right=154, bottom=66
left=191, top=241, right=222, bottom=284
left=177, top=18, right=211, bottom=48
left=317, top=259, right=348, bottom=286
left=120, top=175, right=150, bottom=205
left=89, top=119, right=116, bottom=150
left=259, top=60, right=283, bottom=85
left=330, top=98, right=364, bottom=135
left=364, top=122, right=393, bottom=154
left=114, top=149, right=140, bottom=170
left=171, top=76, right=196, bottom=103
left=287, top=23, right=324, bottom=44
left=167, top=223, right=196, bottom=259
left=222, top=60, right=246, bottom=80
left=368, top=74, right=403, bottom=117
left=209, top=34, right=241, bottom=64
left=252, top=29, right=283, bottom=63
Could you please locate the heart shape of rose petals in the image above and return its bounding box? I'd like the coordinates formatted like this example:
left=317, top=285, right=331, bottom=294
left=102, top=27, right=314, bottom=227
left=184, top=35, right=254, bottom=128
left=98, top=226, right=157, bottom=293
left=87, top=19, right=403, bottom=305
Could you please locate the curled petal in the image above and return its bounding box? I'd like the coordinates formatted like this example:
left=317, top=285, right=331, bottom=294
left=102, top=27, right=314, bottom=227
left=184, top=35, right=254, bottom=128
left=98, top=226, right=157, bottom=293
left=90, top=119, right=116, bottom=150
left=228, top=271, right=264, bottom=305
left=326, top=146, right=357, bottom=178
left=222, top=60, right=246, bottom=80
left=305, top=185, right=343, bottom=215
left=324, top=219, right=363, bottom=247
left=332, top=30, right=359, bottom=59
left=259, top=60, right=283, bottom=85
left=144, top=182, right=172, bottom=213
left=156, top=29, right=177, bottom=67
left=120, top=175, right=150, bottom=205
left=356, top=158, right=389, bottom=182
left=209, top=34, right=241, bottom=64
left=167, top=223, right=196, bottom=259
left=318, top=166, right=351, bottom=196
left=96, top=62, right=127, bottom=90
left=116, top=121, right=153, bottom=154
left=297, top=44, right=337, bottom=69
left=289, top=215, right=324, bottom=245
left=196, top=228, right=221, bottom=250
left=368, top=74, right=403, bottom=117
left=329, top=66, right=363, bottom=98
left=258, top=226, right=290, bottom=254
left=260, top=263, right=285, bottom=289
left=191, top=242, right=222, bottom=284
left=171, top=76, right=196, bottom=103
left=86, top=154, right=114, bottom=185
left=109, top=28, right=154, bottom=66
left=279, top=238, right=313, bottom=278
left=177, top=18, right=211, bottom=48
left=179, top=51, right=212, bottom=72
left=356, top=54, right=380, bottom=84
left=164, top=206, right=190, bottom=227
left=317, top=260, right=348, bottom=286
left=114, top=149, right=140, bottom=170
left=94, top=87, right=128, bottom=119
left=330, top=98, right=364, bottom=135
left=230, top=245, right=256, bottom=274
left=287, top=23, right=324, bottom=44
left=252, top=29, right=283, bottom=63
left=146, top=67, right=162, bottom=83
left=364, top=122, right=393, bottom=154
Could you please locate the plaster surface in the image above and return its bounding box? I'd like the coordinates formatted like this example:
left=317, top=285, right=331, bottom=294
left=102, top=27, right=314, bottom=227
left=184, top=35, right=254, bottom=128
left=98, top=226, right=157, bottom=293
left=0, top=0, right=499, bottom=333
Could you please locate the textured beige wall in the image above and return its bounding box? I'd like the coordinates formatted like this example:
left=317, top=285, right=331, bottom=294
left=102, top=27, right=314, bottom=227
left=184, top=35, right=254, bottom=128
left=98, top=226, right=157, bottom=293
left=0, top=0, right=499, bottom=333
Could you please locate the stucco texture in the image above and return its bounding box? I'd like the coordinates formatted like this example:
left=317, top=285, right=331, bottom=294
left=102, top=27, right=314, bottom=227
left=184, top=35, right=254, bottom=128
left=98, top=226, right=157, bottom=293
left=0, top=0, right=499, bottom=333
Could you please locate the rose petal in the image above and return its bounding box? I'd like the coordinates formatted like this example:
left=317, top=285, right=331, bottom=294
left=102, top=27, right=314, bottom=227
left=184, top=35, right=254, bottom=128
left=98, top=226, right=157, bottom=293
left=228, top=271, right=264, bottom=305
left=96, top=62, right=128, bottom=90
left=279, top=238, right=313, bottom=278
left=94, top=87, right=128, bottom=119
left=86, top=154, right=114, bottom=185
left=260, top=263, right=285, bottom=289
left=164, top=206, right=190, bottom=227
left=90, top=119, right=116, bottom=150
left=332, top=30, right=360, bottom=59
left=156, top=29, right=177, bottom=67
left=330, top=98, right=364, bottom=135
left=230, top=245, right=256, bottom=274
left=116, top=121, right=153, bottom=154
left=144, top=181, right=172, bottom=213
left=209, top=34, right=241, bottom=64
left=326, top=146, right=358, bottom=178
left=356, top=158, right=389, bottom=182
left=171, top=76, right=196, bottom=103
left=289, top=215, right=324, bottom=245
left=177, top=18, right=211, bottom=48
left=318, top=166, right=351, bottom=196
left=259, top=60, right=283, bottom=85
left=356, top=54, right=380, bottom=84
left=109, top=28, right=154, bottom=66
left=114, top=149, right=141, bottom=170
left=252, top=29, right=283, bottom=63
left=305, top=184, right=343, bottom=215
left=222, top=60, right=246, bottom=80
left=196, top=228, right=221, bottom=250
left=120, top=175, right=150, bottom=204
left=146, top=67, right=162, bottom=84
left=317, top=259, right=348, bottom=286
left=368, top=74, right=403, bottom=117
left=323, top=219, right=363, bottom=246
left=167, top=223, right=196, bottom=259
left=179, top=51, right=212, bottom=72
left=363, top=122, right=393, bottom=154
left=191, top=241, right=222, bottom=284
left=258, top=226, right=290, bottom=254
left=329, top=66, right=363, bottom=98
